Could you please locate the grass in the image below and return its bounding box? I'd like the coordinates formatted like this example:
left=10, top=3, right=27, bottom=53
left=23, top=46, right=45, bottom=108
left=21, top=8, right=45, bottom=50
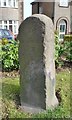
left=1, top=68, right=72, bottom=119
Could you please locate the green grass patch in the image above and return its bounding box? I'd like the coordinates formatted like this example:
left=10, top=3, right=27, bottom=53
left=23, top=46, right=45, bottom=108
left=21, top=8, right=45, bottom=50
left=2, top=69, right=71, bottom=119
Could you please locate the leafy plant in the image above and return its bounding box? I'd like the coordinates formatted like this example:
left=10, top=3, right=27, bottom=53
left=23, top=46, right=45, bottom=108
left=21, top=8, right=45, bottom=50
left=64, top=34, right=72, bottom=41
left=55, top=33, right=64, bottom=68
left=2, top=38, right=9, bottom=45
left=64, top=35, right=72, bottom=62
left=1, top=33, right=72, bottom=71
left=54, top=32, right=72, bottom=68
left=1, top=40, right=19, bottom=71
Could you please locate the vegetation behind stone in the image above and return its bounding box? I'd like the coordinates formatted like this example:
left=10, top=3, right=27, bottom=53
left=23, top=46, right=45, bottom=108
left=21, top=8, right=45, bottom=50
left=55, top=33, right=72, bottom=68
left=0, top=39, right=19, bottom=71
left=0, top=35, right=72, bottom=71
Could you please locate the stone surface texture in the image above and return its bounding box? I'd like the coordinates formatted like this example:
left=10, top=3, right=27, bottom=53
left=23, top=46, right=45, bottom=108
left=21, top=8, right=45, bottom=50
left=18, top=14, right=58, bottom=113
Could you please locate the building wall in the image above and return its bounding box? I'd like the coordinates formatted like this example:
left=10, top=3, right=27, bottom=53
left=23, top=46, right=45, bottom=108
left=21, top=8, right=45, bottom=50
left=18, top=1, right=24, bottom=26
left=40, top=2, right=54, bottom=20
left=31, top=1, right=72, bottom=41
left=0, top=7, right=19, bottom=35
left=70, top=3, right=72, bottom=32
left=32, top=2, right=39, bottom=14
left=31, top=1, right=71, bottom=33
left=0, top=8, right=18, bottom=20
left=54, top=2, right=70, bottom=33
left=32, top=2, right=54, bottom=20
left=0, top=1, right=24, bottom=35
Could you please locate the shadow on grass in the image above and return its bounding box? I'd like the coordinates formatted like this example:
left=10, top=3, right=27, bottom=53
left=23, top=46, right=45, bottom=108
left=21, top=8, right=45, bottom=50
left=56, top=88, right=62, bottom=105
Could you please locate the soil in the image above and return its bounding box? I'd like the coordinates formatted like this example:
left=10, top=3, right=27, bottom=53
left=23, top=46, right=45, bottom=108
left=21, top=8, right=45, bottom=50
left=1, top=61, right=72, bottom=78
left=56, top=61, right=72, bottom=73
left=0, top=70, right=20, bottom=78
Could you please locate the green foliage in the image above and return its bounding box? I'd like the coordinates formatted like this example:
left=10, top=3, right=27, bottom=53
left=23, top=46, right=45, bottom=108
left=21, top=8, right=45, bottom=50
left=63, top=36, right=72, bottom=62
left=2, top=38, right=9, bottom=45
left=1, top=39, right=19, bottom=71
left=55, top=34, right=64, bottom=68
left=55, top=33, right=72, bottom=68
left=1, top=33, right=72, bottom=71
left=64, top=34, right=72, bottom=41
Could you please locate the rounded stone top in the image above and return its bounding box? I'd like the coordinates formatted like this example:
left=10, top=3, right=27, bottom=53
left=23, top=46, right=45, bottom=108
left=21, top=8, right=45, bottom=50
left=24, top=14, right=53, bottom=27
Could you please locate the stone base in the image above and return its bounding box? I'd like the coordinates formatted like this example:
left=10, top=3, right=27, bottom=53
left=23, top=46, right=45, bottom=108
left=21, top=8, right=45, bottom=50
left=20, top=97, right=58, bottom=114
left=46, top=96, right=59, bottom=110
left=20, top=103, right=45, bottom=114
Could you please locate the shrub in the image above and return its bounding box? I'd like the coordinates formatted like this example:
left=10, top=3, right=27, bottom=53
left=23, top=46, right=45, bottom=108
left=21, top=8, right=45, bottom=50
left=1, top=39, right=19, bottom=71
left=2, top=38, right=9, bottom=45
left=55, top=33, right=72, bottom=68
left=1, top=33, right=72, bottom=71
left=55, top=33, right=64, bottom=68
left=64, top=34, right=72, bottom=41
left=63, top=35, right=72, bottom=62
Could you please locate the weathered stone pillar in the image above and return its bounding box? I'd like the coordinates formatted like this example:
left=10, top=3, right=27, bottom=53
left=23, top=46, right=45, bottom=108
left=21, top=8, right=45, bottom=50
left=18, top=14, right=58, bottom=113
